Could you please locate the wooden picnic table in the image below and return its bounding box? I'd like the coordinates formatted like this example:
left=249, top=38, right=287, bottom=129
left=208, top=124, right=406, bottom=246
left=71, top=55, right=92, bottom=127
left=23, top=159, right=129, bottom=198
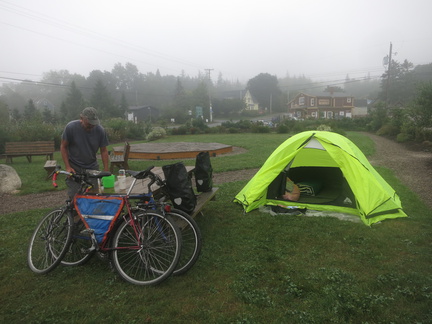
left=112, top=166, right=194, bottom=194
left=111, top=166, right=218, bottom=218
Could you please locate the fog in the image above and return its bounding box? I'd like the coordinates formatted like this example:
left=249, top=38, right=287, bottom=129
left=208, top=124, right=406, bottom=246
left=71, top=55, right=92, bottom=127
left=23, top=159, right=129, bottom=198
left=1, top=0, right=431, bottom=84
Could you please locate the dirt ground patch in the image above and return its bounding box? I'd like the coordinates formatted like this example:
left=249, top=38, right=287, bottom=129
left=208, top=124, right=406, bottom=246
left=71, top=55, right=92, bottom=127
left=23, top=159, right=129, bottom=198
left=1, top=134, right=431, bottom=215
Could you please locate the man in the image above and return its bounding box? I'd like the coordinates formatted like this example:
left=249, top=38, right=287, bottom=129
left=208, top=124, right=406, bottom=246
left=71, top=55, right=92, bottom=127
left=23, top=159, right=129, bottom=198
left=60, top=107, right=109, bottom=198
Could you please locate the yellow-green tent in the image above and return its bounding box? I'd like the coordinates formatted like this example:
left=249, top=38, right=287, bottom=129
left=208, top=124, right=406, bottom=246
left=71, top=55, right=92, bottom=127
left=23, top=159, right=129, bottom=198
left=234, top=131, right=407, bottom=226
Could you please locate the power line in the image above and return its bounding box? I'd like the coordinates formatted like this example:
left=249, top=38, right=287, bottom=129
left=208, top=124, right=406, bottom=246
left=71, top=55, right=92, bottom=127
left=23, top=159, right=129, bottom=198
left=0, top=1, right=207, bottom=73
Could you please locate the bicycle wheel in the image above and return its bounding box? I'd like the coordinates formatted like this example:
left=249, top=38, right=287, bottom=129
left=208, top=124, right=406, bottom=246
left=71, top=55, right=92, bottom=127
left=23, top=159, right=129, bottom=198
left=168, top=208, right=202, bottom=275
left=111, top=211, right=181, bottom=285
left=27, top=208, right=73, bottom=274
left=61, top=219, right=95, bottom=266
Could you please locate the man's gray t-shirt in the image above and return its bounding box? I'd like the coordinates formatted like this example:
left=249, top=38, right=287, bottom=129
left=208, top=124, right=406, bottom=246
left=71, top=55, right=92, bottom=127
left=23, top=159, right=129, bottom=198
left=62, top=120, right=109, bottom=170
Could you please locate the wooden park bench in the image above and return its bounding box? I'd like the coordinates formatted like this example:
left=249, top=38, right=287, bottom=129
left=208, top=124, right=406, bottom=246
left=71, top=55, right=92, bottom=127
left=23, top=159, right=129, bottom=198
left=110, top=142, right=130, bottom=173
left=5, top=141, right=55, bottom=163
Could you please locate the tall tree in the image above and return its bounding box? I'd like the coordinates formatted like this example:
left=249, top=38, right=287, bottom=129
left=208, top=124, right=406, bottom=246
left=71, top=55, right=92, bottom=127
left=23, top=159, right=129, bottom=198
left=380, top=59, right=415, bottom=106
left=91, top=79, right=118, bottom=118
left=23, top=99, right=39, bottom=121
left=119, top=93, right=128, bottom=118
left=191, top=82, right=209, bottom=114
left=247, top=73, right=283, bottom=112
left=0, top=98, right=9, bottom=125
left=173, top=78, right=189, bottom=113
left=409, top=82, right=432, bottom=130
left=61, top=81, right=85, bottom=122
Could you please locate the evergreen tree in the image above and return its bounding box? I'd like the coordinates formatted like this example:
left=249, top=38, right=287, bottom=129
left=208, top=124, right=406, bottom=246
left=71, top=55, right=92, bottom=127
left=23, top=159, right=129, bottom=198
left=23, top=99, right=39, bottom=121
left=0, top=99, right=9, bottom=125
left=61, top=81, right=85, bottom=122
left=409, top=82, right=432, bottom=129
left=91, top=79, right=118, bottom=118
left=120, top=92, right=128, bottom=118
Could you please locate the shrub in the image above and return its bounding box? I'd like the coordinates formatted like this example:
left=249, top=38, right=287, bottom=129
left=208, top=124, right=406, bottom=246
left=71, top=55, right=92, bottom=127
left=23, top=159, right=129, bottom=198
left=276, top=125, right=289, bottom=133
left=377, top=124, right=399, bottom=137
left=146, top=127, right=167, bottom=141
left=104, top=118, right=129, bottom=142
left=396, top=133, right=413, bottom=143
left=126, top=122, right=145, bottom=140
left=316, top=124, right=332, bottom=132
left=171, top=126, right=189, bottom=135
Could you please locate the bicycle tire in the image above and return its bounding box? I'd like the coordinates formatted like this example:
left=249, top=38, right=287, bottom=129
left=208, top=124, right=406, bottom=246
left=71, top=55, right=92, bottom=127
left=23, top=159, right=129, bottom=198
left=61, top=219, right=95, bottom=266
left=167, top=208, right=202, bottom=275
left=111, top=211, right=182, bottom=285
left=27, top=208, right=73, bottom=274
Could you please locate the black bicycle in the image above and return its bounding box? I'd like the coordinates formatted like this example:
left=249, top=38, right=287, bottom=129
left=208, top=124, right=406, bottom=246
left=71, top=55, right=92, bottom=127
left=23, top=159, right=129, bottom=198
left=127, top=165, right=202, bottom=276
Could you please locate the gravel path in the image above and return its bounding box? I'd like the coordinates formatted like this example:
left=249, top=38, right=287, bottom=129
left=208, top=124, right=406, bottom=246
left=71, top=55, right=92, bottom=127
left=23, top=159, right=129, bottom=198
left=365, top=133, right=432, bottom=209
left=1, top=133, right=431, bottom=215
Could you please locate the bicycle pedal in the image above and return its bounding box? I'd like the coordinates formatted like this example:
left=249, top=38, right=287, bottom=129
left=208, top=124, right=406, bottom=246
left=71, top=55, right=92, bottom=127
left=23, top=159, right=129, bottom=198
left=86, top=246, right=97, bottom=253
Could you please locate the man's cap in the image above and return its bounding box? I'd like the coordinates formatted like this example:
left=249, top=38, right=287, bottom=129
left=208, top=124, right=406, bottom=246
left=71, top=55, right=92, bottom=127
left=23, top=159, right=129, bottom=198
left=81, top=107, right=100, bottom=125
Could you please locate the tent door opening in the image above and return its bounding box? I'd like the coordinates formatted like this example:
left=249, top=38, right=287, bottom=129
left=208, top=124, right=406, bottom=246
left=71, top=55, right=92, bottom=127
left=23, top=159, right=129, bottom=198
left=267, top=166, right=355, bottom=207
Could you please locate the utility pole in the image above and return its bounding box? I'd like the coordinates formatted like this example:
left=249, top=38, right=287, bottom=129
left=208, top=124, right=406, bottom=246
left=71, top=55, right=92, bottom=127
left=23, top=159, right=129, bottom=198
left=385, top=42, right=392, bottom=109
left=205, top=68, right=214, bottom=122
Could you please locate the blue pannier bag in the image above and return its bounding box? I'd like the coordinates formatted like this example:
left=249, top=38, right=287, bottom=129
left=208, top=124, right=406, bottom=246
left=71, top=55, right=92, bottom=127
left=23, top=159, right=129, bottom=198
left=74, top=195, right=124, bottom=243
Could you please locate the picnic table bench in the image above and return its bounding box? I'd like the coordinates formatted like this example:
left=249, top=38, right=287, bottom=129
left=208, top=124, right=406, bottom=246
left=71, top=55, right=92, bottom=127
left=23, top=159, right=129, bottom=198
left=5, top=141, right=55, bottom=163
left=110, top=142, right=130, bottom=173
left=112, top=166, right=218, bottom=218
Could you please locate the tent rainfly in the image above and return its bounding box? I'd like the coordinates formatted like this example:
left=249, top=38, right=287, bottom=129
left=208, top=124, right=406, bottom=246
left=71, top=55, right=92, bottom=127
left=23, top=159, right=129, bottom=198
left=234, top=131, right=407, bottom=226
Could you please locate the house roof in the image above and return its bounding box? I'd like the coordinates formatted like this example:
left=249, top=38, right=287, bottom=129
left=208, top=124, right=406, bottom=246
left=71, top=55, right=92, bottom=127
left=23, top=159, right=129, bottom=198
left=243, top=89, right=259, bottom=103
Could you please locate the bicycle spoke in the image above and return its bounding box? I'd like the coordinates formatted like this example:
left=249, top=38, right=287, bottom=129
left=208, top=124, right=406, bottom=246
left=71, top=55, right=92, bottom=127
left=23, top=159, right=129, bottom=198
left=111, top=212, right=181, bottom=285
left=28, top=209, right=73, bottom=274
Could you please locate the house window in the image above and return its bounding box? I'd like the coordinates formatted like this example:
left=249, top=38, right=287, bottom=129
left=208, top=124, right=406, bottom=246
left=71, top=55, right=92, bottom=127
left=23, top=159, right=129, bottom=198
left=311, top=111, right=317, bottom=118
left=327, top=111, right=333, bottom=119
left=340, top=111, right=345, bottom=116
left=299, top=96, right=305, bottom=105
left=310, top=98, right=315, bottom=106
left=318, top=99, right=330, bottom=106
left=347, top=97, right=352, bottom=103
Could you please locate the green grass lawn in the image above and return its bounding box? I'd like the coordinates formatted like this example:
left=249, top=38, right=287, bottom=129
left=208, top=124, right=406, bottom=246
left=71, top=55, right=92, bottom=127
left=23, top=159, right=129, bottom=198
left=1, top=132, right=431, bottom=323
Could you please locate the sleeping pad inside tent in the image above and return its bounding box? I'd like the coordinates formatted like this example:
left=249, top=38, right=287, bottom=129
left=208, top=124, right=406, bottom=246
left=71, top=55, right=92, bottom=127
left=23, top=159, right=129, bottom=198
left=233, top=131, right=407, bottom=226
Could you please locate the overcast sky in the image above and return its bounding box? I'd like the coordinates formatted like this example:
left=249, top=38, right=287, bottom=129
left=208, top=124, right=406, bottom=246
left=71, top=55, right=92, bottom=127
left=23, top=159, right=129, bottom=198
left=1, top=0, right=431, bottom=85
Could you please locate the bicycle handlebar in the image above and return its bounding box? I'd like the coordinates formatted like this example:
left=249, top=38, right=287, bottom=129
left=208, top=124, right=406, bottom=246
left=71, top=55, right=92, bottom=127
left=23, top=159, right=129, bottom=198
left=126, top=166, right=165, bottom=193
left=52, top=169, right=73, bottom=188
left=51, top=165, right=112, bottom=190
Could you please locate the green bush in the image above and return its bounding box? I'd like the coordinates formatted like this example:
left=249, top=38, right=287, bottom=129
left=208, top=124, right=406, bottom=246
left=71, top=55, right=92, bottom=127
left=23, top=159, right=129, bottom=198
left=396, top=133, right=413, bottom=143
left=171, top=126, right=189, bottom=135
left=146, top=127, right=167, bottom=141
left=251, top=125, right=271, bottom=133
left=104, top=118, right=129, bottom=142
left=126, top=121, right=145, bottom=140
left=377, top=124, right=399, bottom=136
left=316, top=124, right=332, bottom=132
left=276, top=125, right=289, bottom=133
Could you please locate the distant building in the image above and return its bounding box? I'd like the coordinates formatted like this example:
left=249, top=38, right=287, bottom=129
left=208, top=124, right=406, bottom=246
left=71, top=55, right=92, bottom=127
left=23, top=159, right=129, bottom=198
left=128, top=105, right=158, bottom=123
left=288, top=92, right=355, bottom=119
left=35, top=98, right=56, bottom=112
left=352, top=99, right=370, bottom=117
left=243, top=89, right=259, bottom=111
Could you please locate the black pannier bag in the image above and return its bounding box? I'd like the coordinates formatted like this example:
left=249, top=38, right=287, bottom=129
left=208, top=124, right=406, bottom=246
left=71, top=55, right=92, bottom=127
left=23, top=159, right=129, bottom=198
left=162, top=162, right=197, bottom=214
left=195, top=151, right=213, bottom=192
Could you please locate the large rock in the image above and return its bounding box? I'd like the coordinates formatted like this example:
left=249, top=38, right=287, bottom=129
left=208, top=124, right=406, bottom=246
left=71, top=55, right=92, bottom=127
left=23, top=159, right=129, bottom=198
left=0, top=164, right=22, bottom=194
